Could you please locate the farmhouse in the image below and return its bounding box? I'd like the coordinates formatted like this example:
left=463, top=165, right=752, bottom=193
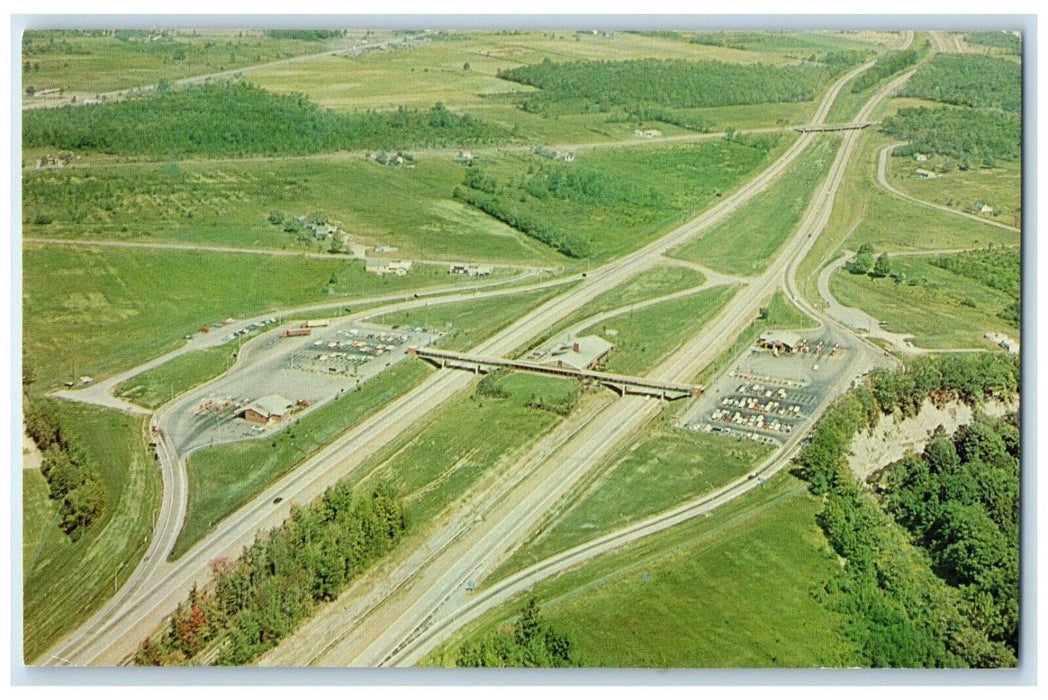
left=915, top=169, right=937, bottom=179
left=457, top=148, right=474, bottom=162
left=534, top=145, right=575, bottom=162
left=241, top=394, right=294, bottom=425
left=914, top=153, right=928, bottom=162
left=541, top=335, right=615, bottom=371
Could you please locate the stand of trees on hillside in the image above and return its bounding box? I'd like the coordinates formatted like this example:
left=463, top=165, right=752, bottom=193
left=133, top=485, right=406, bottom=665
left=882, top=106, right=1020, bottom=164
left=900, top=54, right=1021, bottom=113
left=964, top=32, right=1021, bottom=55
left=24, top=401, right=107, bottom=540
left=23, top=83, right=511, bottom=158
left=792, top=352, right=1019, bottom=667
left=456, top=597, right=582, bottom=667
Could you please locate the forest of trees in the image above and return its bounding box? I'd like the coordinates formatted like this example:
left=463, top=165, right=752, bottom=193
left=849, top=44, right=925, bottom=93
left=882, top=106, right=1020, bottom=164
left=23, top=82, right=511, bottom=158
left=455, top=597, right=582, bottom=667
left=453, top=185, right=588, bottom=258
left=24, top=401, right=107, bottom=540
left=930, top=247, right=1021, bottom=299
left=134, top=485, right=405, bottom=665
left=792, top=352, right=1020, bottom=667
left=497, top=58, right=826, bottom=115
left=881, top=415, right=1019, bottom=654
left=964, top=32, right=1022, bottom=54
left=900, top=54, right=1021, bottom=113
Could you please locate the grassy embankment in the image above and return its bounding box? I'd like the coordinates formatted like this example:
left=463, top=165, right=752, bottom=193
left=669, top=135, right=841, bottom=276
left=172, top=284, right=568, bottom=558
left=426, top=473, right=852, bottom=667
left=22, top=401, right=160, bottom=662
left=578, top=284, right=739, bottom=375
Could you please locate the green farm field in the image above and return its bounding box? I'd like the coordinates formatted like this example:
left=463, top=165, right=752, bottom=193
left=22, top=157, right=565, bottom=265
left=488, top=420, right=770, bottom=583
left=22, top=245, right=496, bottom=391
left=829, top=252, right=1019, bottom=349
left=427, top=475, right=852, bottom=668
left=22, top=402, right=160, bottom=662
left=670, top=135, right=841, bottom=275
left=580, top=284, right=739, bottom=375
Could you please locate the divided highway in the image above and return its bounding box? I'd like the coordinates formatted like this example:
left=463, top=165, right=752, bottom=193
left=43, top=55, right=886, bottom=667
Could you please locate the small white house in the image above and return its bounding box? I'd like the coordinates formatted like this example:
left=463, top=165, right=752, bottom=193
left=980, top=204, right=995, bottom=215
left=914, top=153, right=928, bottom=162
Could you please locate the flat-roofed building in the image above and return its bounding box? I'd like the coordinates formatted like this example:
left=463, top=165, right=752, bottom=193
left=540, top=335, right=614, bottom=371
left=242, top=394, right=294, bottom=424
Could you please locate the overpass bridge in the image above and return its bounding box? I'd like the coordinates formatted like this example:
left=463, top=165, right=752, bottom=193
left=794, top=121, right=875, bottom=133
left=407, top=347, right=703, bottom=400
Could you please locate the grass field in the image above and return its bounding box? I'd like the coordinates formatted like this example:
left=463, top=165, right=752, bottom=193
left=114, top=345, right=236, bottom=409
left=886, top=153, right=1021, bottom=227
left=22, top=29, right=368, bottom=96
left=22, top=401, right=160, bottom=662
left=579, top=285, right=739, bottom=375
left=829, top=253, right=1019, bottom=349
left=795, top=127, right=1019, bottom=308
left=23, top=157, right=565, bottom=265
left=173, top=360, right=432, bottom=558
left=455, top=136, right=793, bottom=262
left=355, top=372, right=583, bottom=527
left=22, top=245, right=491, bottom=391
left=427, top=474, right=853, bottom=667
left=489, top=420, right=770, bottom=581
left=670, top=135, right=841, bottom=275
left=515, top=264, right=708, bottom=355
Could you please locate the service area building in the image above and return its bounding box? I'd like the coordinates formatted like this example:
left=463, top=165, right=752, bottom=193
left=242, top=394, right=294, bottom=425
left=539, top=335, right=615, bottom=371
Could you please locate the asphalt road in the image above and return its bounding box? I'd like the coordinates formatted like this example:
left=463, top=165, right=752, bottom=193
left=875, top=143, right=1021, bottom=233
left=254, top=53, right=915, bottom=666
left=41, top=55, right=885, bottom=667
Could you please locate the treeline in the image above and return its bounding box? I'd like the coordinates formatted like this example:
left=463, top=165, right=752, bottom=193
left=134, top=485, right=405, bottom=665
left=900, top=54, right=1021, bottom=113
left=264, top=30, right=345, bottom=41
left=930, top=248, right=1020, bottom=298
left=24, top=402, right=107, bottom=540
left=497, top=58, right=824, bottom=114
left=882, top=415, right=1019, bottom=654
left=849, top=44, right=925, bottom=93
left=456, top=597, right=582, bottom=667
left=792, top=352, right=1019, bottom=667
left=453, top=185, right=588, bottom=258
left=964, top=32, right=1021, bottom=55
left=882, top=106, right=1020, bottom=164
left=23, top=83, right=511, bottom=158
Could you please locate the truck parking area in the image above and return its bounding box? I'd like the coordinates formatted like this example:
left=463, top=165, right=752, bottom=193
left=679, top=328, right=851, bottom=446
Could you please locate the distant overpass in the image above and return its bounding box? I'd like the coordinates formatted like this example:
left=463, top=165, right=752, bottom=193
left=407, top=347, right=703, bottom=400
left=794, top=121, right=875, bottom=133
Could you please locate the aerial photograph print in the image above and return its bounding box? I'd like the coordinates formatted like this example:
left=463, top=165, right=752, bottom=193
left=18, top=20, right=1026, bottom=674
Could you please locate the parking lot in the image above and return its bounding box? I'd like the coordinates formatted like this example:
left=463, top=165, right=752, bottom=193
left=679, top=328, right=851, bottom=446
left=164, top=320, right=440, bottom=454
